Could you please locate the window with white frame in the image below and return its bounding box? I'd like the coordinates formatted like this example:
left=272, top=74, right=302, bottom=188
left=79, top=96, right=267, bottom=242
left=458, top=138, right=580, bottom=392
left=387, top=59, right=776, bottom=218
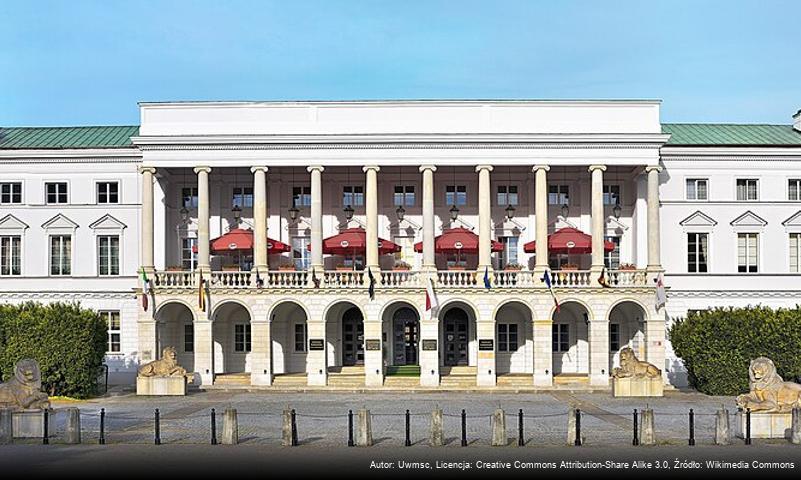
left=552, top=324, right=569, bottom=353
left=0, top=182, right=22, bottom=204
left=604, top=236, right=620, bottom=269
left=737, top=233, right=759, bottom=273
left=232, top=186, right=253, bottom=208
left=498, top=236, right=519, bottom=269
left=791, top=233, right=801, bottom=272
left=686, top=179, right=708, bottom=201
left=50, top=235, right=71, bottom=275
left=292, top=186, right=311, bottom=207
left=394, top=185, right=415, bottom=207
left=603, top=185, right=621, bottom=205
left=789, top=179, right=801, bottom=201
left=181, top=187, right=198, bottom=208
left=497, top=323, right=519, bottom=352
left=96, top=182, right=119, bottom=204
left=292, top=236, right=310, bottom=270
left=736, top=179, right=759, bottom=201
left=0, top=236, right=21, bottom=276
left=234, top=324, right=251, bottom=353
left=97, top=235, right=120, bottom=276
left=45, top=182, right=68, bottom=204
left=342, top=185, right=364, bottom=207
left=181, top=237, right=197, bottom=271
left=496, top=185, right=518, bottom=206
left=687, top=232, right=709, bottom=273
left=294, top=323, right=308, bottom=352
left=548, top=185, right=569, bottom=206
left=184, top=324, right=194, bottom=353
left=101, top=311, right=121, bottom=353
left=609, top=323, right=620, bottom=353
left=445, top=185, right=467, bottom=206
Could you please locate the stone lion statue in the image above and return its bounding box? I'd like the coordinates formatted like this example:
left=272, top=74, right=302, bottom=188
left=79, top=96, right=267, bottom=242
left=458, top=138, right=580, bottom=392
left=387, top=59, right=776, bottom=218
left=612, top=347, right=662, bottom=379
left=138, top=346, right=189, bottom=378
left=0, top=359, right=51, bottom=411
left=736, top=357, right=801, bottom=413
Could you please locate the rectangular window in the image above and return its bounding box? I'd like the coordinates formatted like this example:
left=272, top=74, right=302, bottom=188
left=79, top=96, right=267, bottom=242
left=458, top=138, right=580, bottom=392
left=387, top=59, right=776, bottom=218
left=342, top=185, right=364, bottom=207
left=393, top=185, right=415, bottom=207
left=790, top=180, right=801, bottom=201
left=98, top=235, right=120, bottom=276
left=292, top=236, right=310, bottom=270
left=738, top=233, right=759, bottom=273
left=609, top=323, right=620, bottom=353
left=232, top=186, right=253, bottom=208
left=292, top=186, right=311, bottom=207
left=736, top=179, right=758, bottom=201
left=496, top=185, right=519, bottom=206
left=445, top=185, right=467, bottom=206
left=687, top=233, right=709, bottom=273
left=101, top=311, right=121, bottom=353
left=604, top=236, right=621, bottom=269
left=96, top=182, right=119, bottom=204
left=50, top=235, right=71, bottom=276
left=0, top=236, right=21, bottom=276
left=45, top=182, right=68, bottom=204
left=791, top=233, right=801, bottom=273
left=181, top=187, right=198, bottom=208
left=294, top=323, right=308, bottom=352
left=603, top=185, right=621, bottom=206
left=686, top=179, right=708, bottom=201
left=184, top=324, right=194, bottom=353
left=234, top=324, right=252, bottom=353
left=548, top=185, right=569, bottom=206
left=181, top=238, right=197, bottom=271
left=552, top=324, right=569, bottom=353
left=498, top=236, right=518, bottom=269
left=497, top=323, right=519, bottom=352
left=549, top=253, right=570, bottom=270
left=0, top=182, right=22, bottom=204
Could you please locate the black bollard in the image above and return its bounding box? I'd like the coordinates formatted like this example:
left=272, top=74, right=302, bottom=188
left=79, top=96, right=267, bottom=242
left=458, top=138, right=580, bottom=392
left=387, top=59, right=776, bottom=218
left=518, top=409, right=524, bottom=447
left=347, top=409, right=354, bottom=447
left=574, top=409, right=582, bottom=446
left=99, top=408, right=106, bottom=445
left=460, top=409, right=467, bottom=447
left=632, top=409, right=639, bottom=446
left=291, top=409, right=298, bottom=447
left=154, top=408, right=161, bottom=445
left=43, top=409, right=49, bottom=445
left=210, top=408, right=217, bottom=445
left=745, top=408, right=751, bottom=445
left=405, top=409, right=411, bottom=447
left=688, top=408, right=695, bottom=446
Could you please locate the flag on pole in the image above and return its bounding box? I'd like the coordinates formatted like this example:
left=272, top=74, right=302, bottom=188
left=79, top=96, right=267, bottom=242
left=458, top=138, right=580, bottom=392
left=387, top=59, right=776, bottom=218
left=255, top=270, right=264, bottom=288
left=367, top=267, right=376, bottom=300
left=597, top=267, right=610, bottom=288
left=655, top=273, right=667, bottom=310
left=311, top=267, right=320, bottom=288
left=198, top=271, right=206, bottom=312
left=425, top=275, right=440, bottom=320
left=483, top=266, right=491, bottom=289
left=139, top=268, right=151, bottom=311
left=541, top=270, right=560, bottom=313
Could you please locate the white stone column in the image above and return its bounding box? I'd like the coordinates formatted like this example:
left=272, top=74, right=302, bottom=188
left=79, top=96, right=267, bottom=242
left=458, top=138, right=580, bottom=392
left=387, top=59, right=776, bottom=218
left=194, top=312, right=214, bottom=386
left=137, top=319, right=157, bottom=372
left=419, top=314, right=440, bottom=386
left=645, top=317, right=667, bottom=384
left=364, top=306, right=383, bottom=386
left=251, top=166, right=269, bottom=273
left=646, top=166, right=662, bottom=272
left=139, top=167, right=156, bottom=271
left=588, top=318, right=610, bottom=386
left=364, top=165, right=380, bottom=272
left=532, top=319, right=553, bottom=386
left=194, top=167, right=212, bottom=272
left=308, top=166, right=325, bottom=274
left=306, top=317, right=327, bottom=386
left=476, top=165, right=494, bottom=271
left=532, top=166, right=550, bottom=275
left=250, top=320, right=272, bottom=385
left=420, top=165, right=437, bottom=271
left=476, top=320, right=496, bottom=386
left=589, top=165, right=606, bottom=278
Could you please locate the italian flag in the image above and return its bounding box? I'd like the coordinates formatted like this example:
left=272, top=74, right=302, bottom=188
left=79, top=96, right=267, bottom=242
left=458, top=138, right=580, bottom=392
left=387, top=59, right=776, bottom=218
left=140, top=268, right=151, bottom=311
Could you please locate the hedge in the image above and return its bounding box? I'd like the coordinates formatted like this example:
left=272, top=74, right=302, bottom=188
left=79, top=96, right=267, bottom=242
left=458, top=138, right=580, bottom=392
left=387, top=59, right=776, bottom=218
left=668, top=306, right=801, bottom=396
left=0, top=302, right=107, bottom=399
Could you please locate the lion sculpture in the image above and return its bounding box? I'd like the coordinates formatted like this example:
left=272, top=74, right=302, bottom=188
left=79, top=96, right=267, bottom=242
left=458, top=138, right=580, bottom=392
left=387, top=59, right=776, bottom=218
left=612, top=347, right=661, bottom=379
left=138, top=346, right=189, bottom=378
left=736, top=357, right=801, bottom=413
left=0, top=359, right=51, bottom=411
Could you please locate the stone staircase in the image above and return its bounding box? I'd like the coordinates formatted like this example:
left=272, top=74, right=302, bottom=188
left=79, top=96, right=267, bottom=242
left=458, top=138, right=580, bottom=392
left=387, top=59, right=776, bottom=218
left=553, top=374, right=590, bottom=386
left=271, top=373, right=308, bottom=387
left=327, top=366, right=365, bottom=387
left=439, top=366, right=477, bottom=388
left=213, top=372, right=250, bottom=386
left=496, top=373, right=533, bottom=388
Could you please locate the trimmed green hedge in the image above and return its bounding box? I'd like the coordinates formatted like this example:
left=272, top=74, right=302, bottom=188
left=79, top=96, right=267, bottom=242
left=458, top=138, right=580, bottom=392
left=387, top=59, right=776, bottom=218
left=669, top=306, right=801, bottom=396
left=0, top=302, right=107, bottom=399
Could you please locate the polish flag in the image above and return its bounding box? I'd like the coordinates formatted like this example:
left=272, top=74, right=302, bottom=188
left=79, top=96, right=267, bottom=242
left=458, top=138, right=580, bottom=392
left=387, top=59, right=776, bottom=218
left=425, top=276, right=439, bottom=319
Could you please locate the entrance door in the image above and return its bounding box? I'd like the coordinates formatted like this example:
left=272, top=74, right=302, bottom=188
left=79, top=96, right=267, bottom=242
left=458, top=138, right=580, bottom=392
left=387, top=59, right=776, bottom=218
left=392, top=307, right=419, bottom=365
left=342, top=307, right=364, bottom=366
left=443, top=308, right=469, bottom=366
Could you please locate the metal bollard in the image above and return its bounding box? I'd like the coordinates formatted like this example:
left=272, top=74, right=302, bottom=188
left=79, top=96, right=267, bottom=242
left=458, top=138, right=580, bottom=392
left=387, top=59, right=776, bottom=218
left=291, top=409, right=298, bottom=447
left=518, top=409, right=524, bottom=447
left=347, top=409, right=354, bottom=447
left=405, top=410, right=411, bottom=447
left=461, top=409, right=467, bottom=447
left=688, top=408, right=695, bottom=446
left=99, top=408, right=106, bottom=445
left=574, top=409, right=582, bottom=446
left=154, top=408, right=161, bottom=445
left=632, top=409, right=639, bottom=446
left=210, top=408, right=217, bottom=445
left=43, top=409, right=49, bottom=445
left=745, top=408, right=751, bottom=445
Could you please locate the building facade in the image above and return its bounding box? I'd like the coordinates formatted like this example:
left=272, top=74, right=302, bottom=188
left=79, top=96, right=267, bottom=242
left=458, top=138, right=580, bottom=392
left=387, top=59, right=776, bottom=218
left=1, top=100, right=799, bottom=389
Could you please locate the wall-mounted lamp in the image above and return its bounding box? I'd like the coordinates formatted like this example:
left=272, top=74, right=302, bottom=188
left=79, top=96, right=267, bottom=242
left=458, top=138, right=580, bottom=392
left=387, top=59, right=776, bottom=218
left=449, top=204, right=459, bottom=221
left=343, top=204, right=355, bottom=220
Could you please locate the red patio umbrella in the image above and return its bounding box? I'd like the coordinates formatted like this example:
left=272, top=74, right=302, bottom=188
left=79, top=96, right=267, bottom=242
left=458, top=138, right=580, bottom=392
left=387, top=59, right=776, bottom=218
left=413, top=227, right=504, bottom=254
left=308, top=227, right=401, bottom=256
left=192, top=228, right=292, bottom=254
left=523, top=227, right=615, bottom=254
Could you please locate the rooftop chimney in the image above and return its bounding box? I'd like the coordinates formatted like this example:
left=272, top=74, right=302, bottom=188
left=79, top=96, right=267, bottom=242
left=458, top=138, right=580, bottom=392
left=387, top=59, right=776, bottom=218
left=795, top=108, right=801, bottom=132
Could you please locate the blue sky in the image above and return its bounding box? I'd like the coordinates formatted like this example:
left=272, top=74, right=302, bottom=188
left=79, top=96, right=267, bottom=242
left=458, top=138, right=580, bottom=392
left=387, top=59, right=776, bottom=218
left=1, top=0, right=799, bottom=126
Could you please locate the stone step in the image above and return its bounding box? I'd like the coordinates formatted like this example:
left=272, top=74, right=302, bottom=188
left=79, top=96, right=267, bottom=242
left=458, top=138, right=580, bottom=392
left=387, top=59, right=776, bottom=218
left=441, top=366, right=478, bottom=376
left=383, top=376, right=420, bottom=387
left=553, top=374, right=590, bottom=385
left=496, top=374, right=533, bottom=387
left=213, top=373, right=250, bottom=385
left=272, top=374, right=308, bottom=386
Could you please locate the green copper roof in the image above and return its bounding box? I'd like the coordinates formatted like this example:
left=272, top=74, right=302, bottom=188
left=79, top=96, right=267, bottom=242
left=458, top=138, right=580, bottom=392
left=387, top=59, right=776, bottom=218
left=663, top=123, right=801, bottom=146
left=0, top=126, right=139, bottom=149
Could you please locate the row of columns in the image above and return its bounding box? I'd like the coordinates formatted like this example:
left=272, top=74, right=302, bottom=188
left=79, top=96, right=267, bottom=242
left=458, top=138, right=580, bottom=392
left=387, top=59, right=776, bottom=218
left=139, top=164, right=663, bottom=275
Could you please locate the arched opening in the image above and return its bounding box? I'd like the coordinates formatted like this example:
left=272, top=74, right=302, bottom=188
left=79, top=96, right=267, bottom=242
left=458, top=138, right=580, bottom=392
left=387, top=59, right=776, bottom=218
left=324, top=301, right=365, bottom=370
left=439, top=302, right=477, bottom=368
left=270, top=301, right=309, bottom=380
left=608, top=301, right=647, bottom=371
left=494, top=301, right=532, bottom=375
left=381, top=303, right=420, bottom=367
left=212, top=302, right=251, bottom=379
left=155, top=302, right=195, bottom=373
left=551, top=301, right=590, bottom=377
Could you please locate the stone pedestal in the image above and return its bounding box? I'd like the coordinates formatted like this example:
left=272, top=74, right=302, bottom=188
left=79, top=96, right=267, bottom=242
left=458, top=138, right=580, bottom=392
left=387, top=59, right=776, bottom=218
left=136, top=376, right=187, bottom=396
left=12, top=409, right=55, bottom=438
left=736, top=411, right=793, bottom=439
left=612, top=376, right=663, bottom=397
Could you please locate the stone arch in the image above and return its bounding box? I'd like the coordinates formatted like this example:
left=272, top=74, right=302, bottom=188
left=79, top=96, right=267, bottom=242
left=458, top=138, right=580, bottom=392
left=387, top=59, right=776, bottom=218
left=550, top=300, right=592, bottom=376
left=324, top=300, right=366, bottom=369
left=270, top=300, right=310, bottom=376
left=607, top=300, right=649, bottom=370
left=493, top=300, right=533, bottom=375
left=211, top=300, right=252, bottom=376
left=210, top=298, right=254, bottom=323
left=154, top=300, right=195, bottom=371
left=438, top=299, right=478, bottom=368
left=381, top=300, right=422, bottom=367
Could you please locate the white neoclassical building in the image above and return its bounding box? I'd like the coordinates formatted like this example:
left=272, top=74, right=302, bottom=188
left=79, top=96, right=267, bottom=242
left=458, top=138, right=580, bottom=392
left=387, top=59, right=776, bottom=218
left=1, top=100, right=799, bottom=389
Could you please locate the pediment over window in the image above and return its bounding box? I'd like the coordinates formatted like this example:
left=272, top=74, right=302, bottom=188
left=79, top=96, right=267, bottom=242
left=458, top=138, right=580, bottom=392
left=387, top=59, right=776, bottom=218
left=41, top=213, right=78, bottom=231
left=549, top=216, right=577, bottom=231
left=679, top=211, right=717, bottom=227
left=605, top=216, right=629, bottom=232
left=0, top=214, right=29, bottom=233
left=730, top=211, right=767, bottom=228
left=89, top=214, right=127, bottom=231
left=782, top=211, right=801, bottom=228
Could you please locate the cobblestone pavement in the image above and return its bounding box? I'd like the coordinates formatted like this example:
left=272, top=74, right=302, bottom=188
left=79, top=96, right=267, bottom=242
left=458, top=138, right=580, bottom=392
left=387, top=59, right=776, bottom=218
left=41, top=389, right=756, bottom=447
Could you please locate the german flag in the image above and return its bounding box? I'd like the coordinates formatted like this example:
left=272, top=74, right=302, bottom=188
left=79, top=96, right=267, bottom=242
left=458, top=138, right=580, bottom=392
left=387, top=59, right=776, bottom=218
left=198, top=270, right=206, bottom=312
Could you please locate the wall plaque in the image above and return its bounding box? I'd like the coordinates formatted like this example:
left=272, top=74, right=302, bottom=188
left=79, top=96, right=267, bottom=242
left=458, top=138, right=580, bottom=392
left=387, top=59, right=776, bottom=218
left=365, top=339, right=381, bottom=351
left=478, top=339, right=495, bottom=351
left=308, top=339, right=325, bottom=351
left=422, top=339, right=438, bottom=351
